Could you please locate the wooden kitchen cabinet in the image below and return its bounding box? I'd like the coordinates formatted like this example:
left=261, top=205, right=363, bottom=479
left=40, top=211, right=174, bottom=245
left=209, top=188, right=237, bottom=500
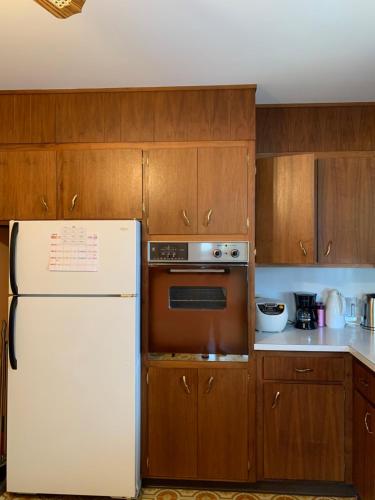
left=146, top=365, right=249, bottom=480
left=256, top=154, right=316, bottom=264
left=146, top=146, right=249, bottom=235
left=353, top=360, right=375, bottom=500
left=318, top=157, right=375, bottom=264
left=0, top=151, right=57, bottom=220
left=58, top=149, right=142, bottom=219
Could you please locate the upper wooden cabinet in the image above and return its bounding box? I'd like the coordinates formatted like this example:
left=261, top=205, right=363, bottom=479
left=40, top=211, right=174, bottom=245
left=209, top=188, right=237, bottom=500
left=147, top=146, right=250, bottom=235
left=0, top=94, right=55, bottom=144
left=256, top=154, right=316, bottom=264
left=58, top=149, right=142, bottom=219
left=0, top=151, right=56, bottom=220
left=318, top=157, right=375, bottom=264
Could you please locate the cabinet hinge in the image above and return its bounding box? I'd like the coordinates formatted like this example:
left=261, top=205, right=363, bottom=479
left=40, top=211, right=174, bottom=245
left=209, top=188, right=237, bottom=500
left=248, top=460, right=250, bottom=472
left=146, top=457, right=150, bottom=470
left=146, top=217, right=149, bottom=230
left=146, top=369, right=149, bottom=385
left=146, top=155, right=149, bottom=167
left=253, top=247, right=257, bottom=256
left=246, top=217, right=249, bottom=228
left=142, top=202, right=146, bottom=214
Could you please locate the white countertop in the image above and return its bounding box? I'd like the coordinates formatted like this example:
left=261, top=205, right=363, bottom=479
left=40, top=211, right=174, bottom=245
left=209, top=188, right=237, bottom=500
left=255, top=324, right=375, bottom=372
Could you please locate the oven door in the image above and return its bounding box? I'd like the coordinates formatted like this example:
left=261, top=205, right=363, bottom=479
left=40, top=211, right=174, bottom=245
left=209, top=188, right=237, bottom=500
left=148, top=265, right=248, bottom=354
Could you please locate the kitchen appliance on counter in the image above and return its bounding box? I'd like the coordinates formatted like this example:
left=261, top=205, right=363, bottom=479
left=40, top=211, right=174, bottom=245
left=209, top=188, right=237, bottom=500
left=255, top=298, right=288, bottom=332
left=294, top=292, right=318, bottom=330
left=7, top=220, right=141, bottom=497
left=361, top=293, right=375, bottom=331
left=325, top=288, right=345, bottom=329
left=148, top=241, right=249, bottom=355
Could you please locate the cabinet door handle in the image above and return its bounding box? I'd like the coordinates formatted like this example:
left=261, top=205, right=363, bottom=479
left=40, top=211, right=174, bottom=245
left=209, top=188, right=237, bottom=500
left=40, top=196, right=49, bottom=212
left=295, top=368, right=314, bottom=373
left=205, top=376, right=215, bottom=394
left=181, top=375, right=191, bottom=395
left=204, top=208, right=213, bottom=227
left=299, top=240, right=307, bottom=256
left=360, top=378, right=369, bottom=388
left=365, top=412, right=373, bottom=434
left=70, top=194, right=78, bottom=212
left=271, top=391, right=280, bottom=409
left=181, top=209, right=190, bottom=227
left=324, top=240, right=333, bottom=257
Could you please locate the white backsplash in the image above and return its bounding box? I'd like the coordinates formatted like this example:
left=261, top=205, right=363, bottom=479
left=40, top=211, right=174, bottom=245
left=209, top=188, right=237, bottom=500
left=255, top=267, right=375, bottom=321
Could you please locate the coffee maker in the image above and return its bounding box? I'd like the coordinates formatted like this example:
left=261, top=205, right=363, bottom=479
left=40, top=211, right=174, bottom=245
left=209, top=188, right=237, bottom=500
left=294, top=292, right=318, bottom=330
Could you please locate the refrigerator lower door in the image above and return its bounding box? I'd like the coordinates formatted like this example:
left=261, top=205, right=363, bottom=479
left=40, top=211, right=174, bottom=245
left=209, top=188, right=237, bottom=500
left=7, top=296, right=140, bottom=497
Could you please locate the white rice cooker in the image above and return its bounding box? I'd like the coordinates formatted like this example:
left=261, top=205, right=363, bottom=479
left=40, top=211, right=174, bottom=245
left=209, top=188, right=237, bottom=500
left=255, top=297, right=288, bottom=332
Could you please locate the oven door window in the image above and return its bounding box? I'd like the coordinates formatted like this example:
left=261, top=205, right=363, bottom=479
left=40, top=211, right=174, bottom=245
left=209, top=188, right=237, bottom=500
left=169, top=286, right=227, bottom=310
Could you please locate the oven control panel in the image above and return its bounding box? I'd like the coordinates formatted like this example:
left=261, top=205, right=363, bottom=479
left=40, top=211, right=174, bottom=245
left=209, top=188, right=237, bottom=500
left=148, top=242, right=249, bottom=263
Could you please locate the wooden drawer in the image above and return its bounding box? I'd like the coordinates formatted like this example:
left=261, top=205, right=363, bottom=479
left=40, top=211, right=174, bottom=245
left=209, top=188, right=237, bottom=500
left=263, top=355, right=345, bottom=382
left=354, top=359, right=375, bottom=405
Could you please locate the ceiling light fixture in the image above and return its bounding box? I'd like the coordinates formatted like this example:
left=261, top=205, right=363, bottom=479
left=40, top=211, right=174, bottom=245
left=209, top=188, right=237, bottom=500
left=34, top=0, right=86, bottom=19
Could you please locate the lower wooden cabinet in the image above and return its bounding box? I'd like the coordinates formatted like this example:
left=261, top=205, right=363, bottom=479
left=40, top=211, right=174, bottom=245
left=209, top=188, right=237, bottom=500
left=263, top=382, right=345, bottom=481
left=353, top=360, right=375, bottom=500
left=146, top=366, right=249, bottom=480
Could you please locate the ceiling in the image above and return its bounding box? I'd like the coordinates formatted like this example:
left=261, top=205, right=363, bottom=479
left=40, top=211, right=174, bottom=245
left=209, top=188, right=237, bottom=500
left=1, top=0, right=375, bottom=104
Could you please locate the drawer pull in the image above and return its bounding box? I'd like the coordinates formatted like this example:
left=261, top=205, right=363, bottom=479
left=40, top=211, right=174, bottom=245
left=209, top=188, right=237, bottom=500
left=181, top=375, right=191, bottom=395
left=271, top=391, right=280, bottom=409
left=205, top=376, right=215, bottom=394
left=365, top=412, right=373, bottom=435
left=360, top=378, right=369, bottom=388
left=295, top=368, right=314, bottom=373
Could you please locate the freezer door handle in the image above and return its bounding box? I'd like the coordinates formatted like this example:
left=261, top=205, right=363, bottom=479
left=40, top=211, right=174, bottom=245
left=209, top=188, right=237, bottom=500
left=9, top=296, right=18, bottom=370
left=10, top=222, right=19, bottom=295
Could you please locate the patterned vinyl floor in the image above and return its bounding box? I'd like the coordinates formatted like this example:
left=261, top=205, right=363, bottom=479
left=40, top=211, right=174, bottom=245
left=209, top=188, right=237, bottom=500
left=0, top=490, right=357, bottom=500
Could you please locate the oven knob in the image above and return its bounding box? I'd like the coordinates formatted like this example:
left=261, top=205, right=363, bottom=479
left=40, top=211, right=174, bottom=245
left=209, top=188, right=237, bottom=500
left=231, top=249, right=240, bottom=258
left=213, top=249, right=222, bottom=258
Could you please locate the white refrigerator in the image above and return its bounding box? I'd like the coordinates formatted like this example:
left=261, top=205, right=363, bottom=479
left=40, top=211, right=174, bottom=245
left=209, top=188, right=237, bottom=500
left=6, top=220, right=141, bottom=498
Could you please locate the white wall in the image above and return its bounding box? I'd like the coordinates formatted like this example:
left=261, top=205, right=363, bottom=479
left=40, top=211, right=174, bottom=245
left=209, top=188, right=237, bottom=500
left=255, top=267, right=375, bottom=321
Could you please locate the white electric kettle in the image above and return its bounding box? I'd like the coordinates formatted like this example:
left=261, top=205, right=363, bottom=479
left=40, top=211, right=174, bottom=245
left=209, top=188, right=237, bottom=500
left=325, top=289, right=345, bottom=328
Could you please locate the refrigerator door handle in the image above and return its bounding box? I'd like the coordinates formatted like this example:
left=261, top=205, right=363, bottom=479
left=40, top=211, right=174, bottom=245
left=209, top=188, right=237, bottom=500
left=10, top=222, right=19, bottom=295
left=9, top=296, right=18, bottom=370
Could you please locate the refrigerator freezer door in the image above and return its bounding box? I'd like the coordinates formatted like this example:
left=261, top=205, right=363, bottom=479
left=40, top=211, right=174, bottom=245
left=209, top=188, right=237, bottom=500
left=7, top=296, right=140, bottom=497
left=10, top=220, right=140, bottom=295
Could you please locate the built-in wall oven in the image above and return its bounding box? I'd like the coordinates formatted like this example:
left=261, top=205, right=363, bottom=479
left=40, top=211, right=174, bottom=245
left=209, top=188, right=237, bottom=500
left=148, top=241, right=249, bottom=355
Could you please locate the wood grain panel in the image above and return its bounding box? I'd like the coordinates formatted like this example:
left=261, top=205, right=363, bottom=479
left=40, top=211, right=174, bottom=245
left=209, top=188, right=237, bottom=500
left=0, top=94, right=55, bottom=144
left=0, top=151, right=56, bottom=219
left=147, top=367, right=198, bottom=478
left=59, top=149, right=142, bottom=219
left=256, top=107, right=289, bottom=154
left=353, top=359, right=375, bottom=405
left=256, top=154, right=316, bottom=264
left=263, top=382, right=345, bottom=481
left=230, top=89, right=255, bottom=140
left=0, top=228, right=9, bottom=325
left=198, top=368, right=248, bottom=480
left=263, top=355, right=345, bottom=382
left=121, top=92, right=154, bottom=141
left=147, top=148, right=198, bottom=234
left=56, top=93, right=122, bottom=143
left=197, top=147, right=248, bottom=234
left=318, top=157, right=375, bottom=264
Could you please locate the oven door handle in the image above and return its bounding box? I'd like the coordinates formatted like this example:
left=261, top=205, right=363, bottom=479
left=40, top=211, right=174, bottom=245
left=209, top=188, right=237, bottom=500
left=169, top=269, right=228, bottom=274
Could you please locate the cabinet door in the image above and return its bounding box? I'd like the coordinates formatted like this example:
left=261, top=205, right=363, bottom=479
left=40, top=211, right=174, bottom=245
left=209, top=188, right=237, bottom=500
left=147, top=149, right=197, bottom=234
left=59, top=149, right=142, bottom=219
left=0, top=151, right=56, bottom=220
left=263, top=383, right=345, bottom=481
left=353, top=390, right=370, bottom=499
left=256, top=154, right=316, bottom=264
left=198, top=368, right=248, bottom=480
left=198, top=147, right=248, bottom=234
left=147, top=367, right=197, bottom=478
left=366, top=403, right=375, bottom=500
left=318, top=157, right=375, bottom=264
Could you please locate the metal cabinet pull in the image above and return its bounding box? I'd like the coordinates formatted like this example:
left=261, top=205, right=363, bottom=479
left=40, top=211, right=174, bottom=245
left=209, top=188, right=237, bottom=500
left=271, top=391, right=280, bottom=409
left=181, top=375, right=191, bottom=395
left=204, top=208, right=213, bottom=227
left=40, top=196, right=49, bottom=212
left=299, top=240, right=307, bottom=256
left=70, top=194, right=78, bottom=212
left=205, top=376, right=215, bottom=394
left=324, top=240, right=333, bottom=257
left=365, top=412, right=373, bottom=434
left=295, top=368, right=314, bottom=373
left=360, top=378, right=369, bottom=388
left=181, top=209, right=190, bottom=227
